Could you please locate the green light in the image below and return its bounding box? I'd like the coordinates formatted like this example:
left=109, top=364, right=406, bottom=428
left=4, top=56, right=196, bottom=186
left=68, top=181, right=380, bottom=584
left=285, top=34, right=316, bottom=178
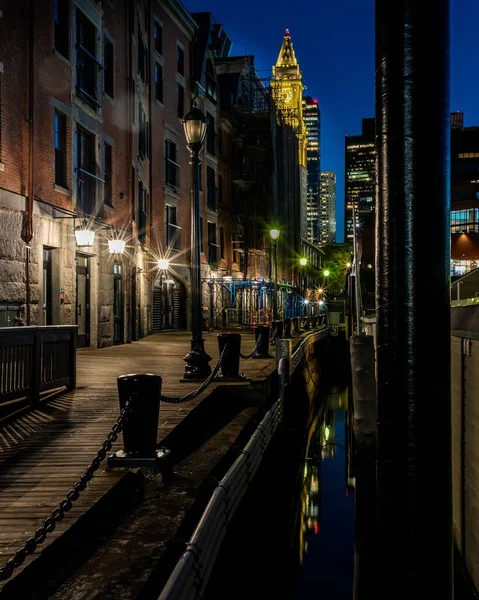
left=300, top=257, right=307, bottom=266
left=324, top=270, right=330, bottom=277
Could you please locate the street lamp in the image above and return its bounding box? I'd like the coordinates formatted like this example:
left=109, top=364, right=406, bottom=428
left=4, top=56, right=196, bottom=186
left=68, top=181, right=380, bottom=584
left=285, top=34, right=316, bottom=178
left=269, top=229, right=280, bottom=321
left=182, top=103, right=211, bottom=379
left=299, top=257, right=308, bottom=317
left=157, top=258, right=169, bottom=331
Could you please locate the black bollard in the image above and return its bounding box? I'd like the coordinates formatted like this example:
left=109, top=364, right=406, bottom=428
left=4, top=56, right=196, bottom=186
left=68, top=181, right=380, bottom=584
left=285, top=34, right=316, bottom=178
left=108, top=373, right=163, bottom=468
left=217, top=333, right=244, bottom=380
left=303, top=317, right=310, bottom=331
left=273, top=320, right=284, bottom=340
left=283, top=318, right=293, bottom=339
left=253, top=325, right=271, bottom=358
left=293, top=317, right=300, bottom=335
left=311, top=315, right=318, bottom=328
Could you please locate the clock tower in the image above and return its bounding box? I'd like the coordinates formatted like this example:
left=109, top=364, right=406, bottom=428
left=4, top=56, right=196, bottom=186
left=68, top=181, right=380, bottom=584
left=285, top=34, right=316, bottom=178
left=271, top=29, right=308, bottom=242
left=271, top=29, right=307, bottom=168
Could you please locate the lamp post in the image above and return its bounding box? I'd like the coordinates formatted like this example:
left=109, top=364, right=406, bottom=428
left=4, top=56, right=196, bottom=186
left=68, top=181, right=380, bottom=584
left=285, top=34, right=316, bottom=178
left=182, top=103, right=211, bottom=379
left=299, top=256, right=307, bottom=317
left=269, top=229, right=280, bottom=321
left=157, top=258, right=169, bottom=331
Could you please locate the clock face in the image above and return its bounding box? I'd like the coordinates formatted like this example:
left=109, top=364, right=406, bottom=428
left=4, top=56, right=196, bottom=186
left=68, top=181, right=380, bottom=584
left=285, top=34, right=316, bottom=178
left=283, top=88, right=293, bottom=104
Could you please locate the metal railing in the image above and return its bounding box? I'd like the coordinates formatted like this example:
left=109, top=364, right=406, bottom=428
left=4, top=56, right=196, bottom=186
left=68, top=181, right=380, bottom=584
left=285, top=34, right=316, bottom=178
left=0, top=326, right=77, bottom=420
left=158, top=327, right=329, bottom=599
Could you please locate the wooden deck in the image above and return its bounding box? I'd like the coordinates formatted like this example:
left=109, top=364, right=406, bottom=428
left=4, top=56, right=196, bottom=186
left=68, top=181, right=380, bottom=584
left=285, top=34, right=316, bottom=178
left=0, top=331, right=275, bottom=590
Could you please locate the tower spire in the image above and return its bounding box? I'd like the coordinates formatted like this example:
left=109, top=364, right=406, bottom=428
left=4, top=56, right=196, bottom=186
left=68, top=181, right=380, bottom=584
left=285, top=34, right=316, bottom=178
left=275, top=28, right=298, bottom=69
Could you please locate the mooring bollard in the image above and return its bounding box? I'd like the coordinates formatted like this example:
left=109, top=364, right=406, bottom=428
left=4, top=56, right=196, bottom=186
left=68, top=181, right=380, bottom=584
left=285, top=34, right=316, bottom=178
left=311, top=315, right=318, bottom=328
left=283, top=318, right=293, bottom=339
left=273, top=320, right=284, bottom=340
left=293, top=317, right=301, bottom=335
left=253, top=325, right=271, bottom=358
left=217, top=333, right=242, bottom=379
left=108, top=373, right=162, bottom=467
left=303, top=317, right=310, bottom=331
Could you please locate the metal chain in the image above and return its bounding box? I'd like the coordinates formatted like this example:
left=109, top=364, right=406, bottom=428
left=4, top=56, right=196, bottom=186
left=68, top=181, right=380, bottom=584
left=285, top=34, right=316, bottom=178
left=160, top=344, right=228, bottom=404
left=239, top=333, right=262, bottom=360
left=0, top=398, right=133, bottom=583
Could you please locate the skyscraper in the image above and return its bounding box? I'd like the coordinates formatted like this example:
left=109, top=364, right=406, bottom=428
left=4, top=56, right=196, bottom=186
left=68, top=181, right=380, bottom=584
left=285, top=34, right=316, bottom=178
left=345, top=118, right=376, bottom=241
left=303, top=96, right=321, bottom=244
left=320, top=171, right=337, bottom=244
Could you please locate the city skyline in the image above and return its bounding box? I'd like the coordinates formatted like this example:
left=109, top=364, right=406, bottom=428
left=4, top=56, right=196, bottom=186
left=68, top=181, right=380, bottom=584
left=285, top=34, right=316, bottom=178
left=185, top=0, right=479, bottom=242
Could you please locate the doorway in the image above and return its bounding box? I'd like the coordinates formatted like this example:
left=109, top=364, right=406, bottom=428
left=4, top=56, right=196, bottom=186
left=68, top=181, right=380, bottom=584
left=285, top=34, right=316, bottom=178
left=153, top=276, right=185, bottom=331
left=113, top=263, right=123, bottom=344
left=76, top=255, right=90, bottom=347
left=43, top=248, right=52, bottom=325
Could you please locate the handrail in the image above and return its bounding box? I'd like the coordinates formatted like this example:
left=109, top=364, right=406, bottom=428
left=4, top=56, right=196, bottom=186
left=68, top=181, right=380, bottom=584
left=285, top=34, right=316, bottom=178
left=158, top=328, right=328, bottom=600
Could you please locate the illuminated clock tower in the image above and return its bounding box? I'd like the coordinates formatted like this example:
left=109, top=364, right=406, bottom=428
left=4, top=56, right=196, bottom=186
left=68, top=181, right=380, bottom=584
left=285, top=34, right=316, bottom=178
left=271, top=29, right=308, bottom=239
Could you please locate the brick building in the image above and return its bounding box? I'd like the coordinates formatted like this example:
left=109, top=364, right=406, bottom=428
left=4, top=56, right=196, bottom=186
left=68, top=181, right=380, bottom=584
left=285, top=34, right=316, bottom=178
left=0, top=0, right=195, bottom=346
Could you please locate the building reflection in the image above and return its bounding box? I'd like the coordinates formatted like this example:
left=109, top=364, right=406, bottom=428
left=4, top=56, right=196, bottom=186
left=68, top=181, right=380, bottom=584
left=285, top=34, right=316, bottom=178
left=298, top=387, right=354, bottom=565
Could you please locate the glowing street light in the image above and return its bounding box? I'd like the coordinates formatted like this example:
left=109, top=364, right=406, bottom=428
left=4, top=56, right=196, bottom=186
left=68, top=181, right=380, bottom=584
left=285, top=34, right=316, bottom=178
left=269, top=228, right=280, bottom=241
left=156, top=258, right=170, bottom=331
left=157, top=258, right=170, bottom=270
left=269, top=229, right=280, bottom=321
left=324, top=269, right=330, bottom=277
left=300, top=257, right=307, bottom=266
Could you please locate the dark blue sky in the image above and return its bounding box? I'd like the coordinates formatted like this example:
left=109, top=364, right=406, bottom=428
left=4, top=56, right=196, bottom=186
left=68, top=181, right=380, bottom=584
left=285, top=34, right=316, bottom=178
left=185, top=0, right=479, bottom=242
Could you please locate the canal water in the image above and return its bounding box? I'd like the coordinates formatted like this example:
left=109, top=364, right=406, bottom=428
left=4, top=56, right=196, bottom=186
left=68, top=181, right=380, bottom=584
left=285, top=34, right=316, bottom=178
left=294, top=386, right=355, bottom=599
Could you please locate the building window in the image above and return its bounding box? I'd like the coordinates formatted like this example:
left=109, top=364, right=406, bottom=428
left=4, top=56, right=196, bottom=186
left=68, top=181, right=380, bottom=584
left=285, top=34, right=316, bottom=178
left=139, top=102, right=148, bottom=159
left=138, top=34, right=147, bottom=82
left=154, top=21, right=162, bottom=55
left=155, top=62, right=163, bottom=103
left=177, top=45, right=184, bottom=76
left=54, top=111, right=67, bottom=187
left=104, top=142, right=112, bottom=205
left=54, top=0, right=69, bottom=59
left=177, top=84, right=184, bottom=119
left=208, top=222, right=218, bottom=264
left=205, top=59, right=217, bottom=102
left=207, top=166, right=216, bottom=209
left=206, top=112, right=216, bottom=155
left=104, top=37, right=114, bottom=98
left=165, top=139, right=179, bottom=190
left=166, top=205, right=180, bottom=250
left=218, top=174, right=223, bottom=205
left=138, top=179, right=147, bottom=241
left=220, top=226, right=225, bottom=259
left=76, top=127, right=98, bottom=215
left=76, top=10, right=102, bottom=108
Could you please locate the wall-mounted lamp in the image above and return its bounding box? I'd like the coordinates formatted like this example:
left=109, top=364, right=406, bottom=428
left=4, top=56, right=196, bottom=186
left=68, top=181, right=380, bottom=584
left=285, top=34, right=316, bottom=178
left=108, top=239, right=126, bottom=254
left=75, top=224, right=95, bottom=247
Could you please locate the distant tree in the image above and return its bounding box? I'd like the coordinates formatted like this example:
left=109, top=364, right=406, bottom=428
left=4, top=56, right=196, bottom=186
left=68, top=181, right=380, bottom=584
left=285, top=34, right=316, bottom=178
left=321, top=243, right=354, bottom=297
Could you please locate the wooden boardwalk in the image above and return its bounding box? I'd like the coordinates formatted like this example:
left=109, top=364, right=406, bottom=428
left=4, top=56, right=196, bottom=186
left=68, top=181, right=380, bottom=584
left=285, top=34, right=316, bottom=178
left=0, top=331, right=275, bottom=591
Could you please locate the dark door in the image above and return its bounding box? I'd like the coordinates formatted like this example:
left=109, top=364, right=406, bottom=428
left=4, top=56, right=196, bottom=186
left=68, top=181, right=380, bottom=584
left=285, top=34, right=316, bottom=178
left=113, top=263, right=123, bottom=344
left=43, top=248, right=52, bottom=325
left=76, top=256, right=90, bottom=347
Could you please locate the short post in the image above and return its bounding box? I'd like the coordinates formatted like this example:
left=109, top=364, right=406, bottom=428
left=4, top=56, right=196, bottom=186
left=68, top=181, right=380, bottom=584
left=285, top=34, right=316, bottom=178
left=253, top=325, right=271, bottom=359
left=108, top=373, right=163, bottom=468
left=217, top=333, right=245, bottom=380
left=303, top=317, right=310, bottom=331
left=273, top=320, right=284, bottom=340
left=275, top=337, right=292, bottom=377
left=311, top=315, right=318, bottom=328
left=283, top=317, right=293, bottom=339
left=293, top=317, right=300, bottom=335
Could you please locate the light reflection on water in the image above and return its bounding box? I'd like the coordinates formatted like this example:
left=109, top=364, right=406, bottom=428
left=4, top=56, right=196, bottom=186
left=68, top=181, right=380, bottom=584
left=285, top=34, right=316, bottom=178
left=296, top=386, right=355, bottom=600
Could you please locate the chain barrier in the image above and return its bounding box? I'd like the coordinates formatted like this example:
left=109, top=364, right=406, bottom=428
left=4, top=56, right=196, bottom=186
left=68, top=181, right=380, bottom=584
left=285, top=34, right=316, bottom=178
left=159, top=344, right=228, bottom=404
left=239, top=333, right=262, bottom=360
left=0, top=397, right=134, bottom=583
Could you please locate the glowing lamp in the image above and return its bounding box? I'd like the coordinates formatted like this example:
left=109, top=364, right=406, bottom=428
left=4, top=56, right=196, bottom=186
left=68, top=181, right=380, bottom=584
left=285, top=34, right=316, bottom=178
left=304, top=299, right=309, bottom=305
left=108, top=239, right=125, bottom=254
left=323, top=269, right=330, bottom=277
left=182, top=103, right=208, bottom=147
left=319, top=300, right=324, bottom=306
left=300, top=257, right=307, bottom=266
left=157, top=258, right=170, bottom=270
left=75, top=227, right=95, bottom=247
left=269, top=228, right=280, bottom=241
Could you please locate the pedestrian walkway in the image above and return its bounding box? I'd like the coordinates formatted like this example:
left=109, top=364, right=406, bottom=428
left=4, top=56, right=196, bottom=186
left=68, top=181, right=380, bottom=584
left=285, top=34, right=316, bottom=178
left=0, top=331, right=275, bottom=591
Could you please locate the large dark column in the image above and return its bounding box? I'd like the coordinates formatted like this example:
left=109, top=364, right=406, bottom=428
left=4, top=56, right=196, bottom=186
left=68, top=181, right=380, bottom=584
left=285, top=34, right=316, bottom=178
left=375, top=1, right=451, bottom=598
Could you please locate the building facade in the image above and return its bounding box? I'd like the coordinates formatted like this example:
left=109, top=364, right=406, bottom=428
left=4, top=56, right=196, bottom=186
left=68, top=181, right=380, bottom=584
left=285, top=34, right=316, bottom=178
left=451, top=114, right=479, bottom=276
left=320, top=171, right=337, bottom=244
left=344, top=118, right=376, bottom=241
left=303, top=96, right=321, bottom=244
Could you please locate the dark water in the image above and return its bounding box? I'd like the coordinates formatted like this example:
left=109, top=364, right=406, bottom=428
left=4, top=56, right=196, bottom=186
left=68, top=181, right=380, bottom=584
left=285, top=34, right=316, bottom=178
left=295, top=387, right=355, bottom=600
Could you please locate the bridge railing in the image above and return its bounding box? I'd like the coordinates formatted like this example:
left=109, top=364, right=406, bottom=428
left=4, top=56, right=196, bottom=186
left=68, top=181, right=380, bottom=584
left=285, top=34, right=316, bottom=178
left=0, top=325, right=77, bottom=421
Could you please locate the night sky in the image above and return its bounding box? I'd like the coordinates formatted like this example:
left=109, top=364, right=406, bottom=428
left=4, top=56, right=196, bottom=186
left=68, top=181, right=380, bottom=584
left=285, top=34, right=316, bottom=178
left=185, top=0, right=479, bottom=242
